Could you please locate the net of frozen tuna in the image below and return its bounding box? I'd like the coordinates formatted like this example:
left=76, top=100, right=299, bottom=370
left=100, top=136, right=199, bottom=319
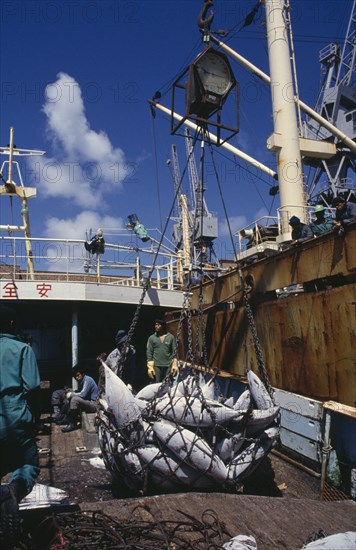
left=96, top=363, right=280, bottom=496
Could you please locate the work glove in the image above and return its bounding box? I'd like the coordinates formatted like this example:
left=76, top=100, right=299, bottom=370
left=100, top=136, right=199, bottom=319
left=170, top=358, right=178, bottom=377
left=147, top=361, right=155, bottom=379
left=66, top=391, right=72, bottom=400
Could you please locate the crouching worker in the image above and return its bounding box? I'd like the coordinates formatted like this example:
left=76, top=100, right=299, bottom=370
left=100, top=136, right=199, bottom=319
left=61, top=366, right=98, bottom=433
left=0, top=306, right=41, bottom=544
left=51, top=384, right=72, bottom=424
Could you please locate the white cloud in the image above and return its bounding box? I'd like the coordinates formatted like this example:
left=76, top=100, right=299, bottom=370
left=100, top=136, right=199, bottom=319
left=43, top=210, right=123, bottom=239
left=219, top=215, right=247, bottom=237
left=29, top=72, right=131, bottom=207
left=41, top=211, right=124, bottom=273
left=31, top=155, right=101, bottom=208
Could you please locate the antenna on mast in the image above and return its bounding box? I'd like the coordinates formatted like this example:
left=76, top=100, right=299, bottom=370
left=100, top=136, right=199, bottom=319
left=0, top=127, right=46, bottom=279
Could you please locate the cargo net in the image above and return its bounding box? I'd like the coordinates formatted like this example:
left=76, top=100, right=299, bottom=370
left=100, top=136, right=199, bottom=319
left=96, top=360, right=280, bottom=496
left=23, top=508, right=239, bottom=549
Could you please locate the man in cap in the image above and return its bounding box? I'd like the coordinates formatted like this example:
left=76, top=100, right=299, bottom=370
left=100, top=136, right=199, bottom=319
left=310, top=205, right=334, bottom=236
left=289, top=215, right=313, bottom=245
left=104, top=329, right=136, bottom=386
left=332, top=196, right=356, bottom=232
left=147, top=319, right=178, bottom=382
left=0, top=306, right=41, bottom=543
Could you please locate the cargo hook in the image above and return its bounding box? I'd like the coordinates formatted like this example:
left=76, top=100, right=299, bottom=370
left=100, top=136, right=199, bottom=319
left=198, top=0, right=214, bottom=31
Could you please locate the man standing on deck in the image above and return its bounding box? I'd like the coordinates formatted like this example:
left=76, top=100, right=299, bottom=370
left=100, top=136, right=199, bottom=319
left=0, top=306, right=41, bottom=544
left=146, top=319, right=178, bottom=383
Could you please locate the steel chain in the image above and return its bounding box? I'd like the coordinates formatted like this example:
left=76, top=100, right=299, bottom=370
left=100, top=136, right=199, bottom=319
left=118, top=275, right=153, bottom=368
left=239, top=270, right=275, bottom=402
left=198, top=290, right=209, bottom=367
left=186, top=293, right=194, bottom=364
left=183, top=285, right=219, bottom=429
left=173, top=290, right=192, bottom=360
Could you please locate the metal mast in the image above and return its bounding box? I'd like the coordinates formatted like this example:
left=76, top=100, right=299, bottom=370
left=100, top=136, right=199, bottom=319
left=264, top=0, right=307, bottom=237
left=171, top=144, right=183, bottom=218
left=185, top=129, right=210, bottom=216
left=184, top=129, right=218, bottom=267
left=170, top=134, right=218, bottom=268
left=0, top=127, right=45, bottom=279
left=170, top=144, right=191, bottom=267
left=305, top=0, right=356, bottom=205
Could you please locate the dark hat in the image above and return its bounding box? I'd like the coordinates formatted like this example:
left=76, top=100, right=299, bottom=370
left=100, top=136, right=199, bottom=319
left=155, top=319, right=166, bottom=327
left=115, top=329, right=128, bottom=346
left=289, top=216, right=300, bottom=226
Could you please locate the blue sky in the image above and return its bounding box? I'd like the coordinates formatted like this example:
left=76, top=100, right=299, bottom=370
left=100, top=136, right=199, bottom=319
left=1, top=0, right=354, bottom=261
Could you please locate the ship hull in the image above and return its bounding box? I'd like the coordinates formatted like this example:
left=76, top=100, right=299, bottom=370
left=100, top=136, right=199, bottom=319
left=171, top=225, right=355, bottom=408
left=167, top=225, right=356, bottom=496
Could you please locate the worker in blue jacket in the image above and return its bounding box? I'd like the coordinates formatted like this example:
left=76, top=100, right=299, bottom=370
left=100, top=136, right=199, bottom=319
left=289, top=216, right=313, bottom=245
left=0, top=306, right=41, bottom=544
left=61, top=366, right=98, bottom=432
left=332, top=196, right=356, bottom=233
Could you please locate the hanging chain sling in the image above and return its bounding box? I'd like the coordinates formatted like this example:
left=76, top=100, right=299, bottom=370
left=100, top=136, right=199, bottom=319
left=238, top=269, right=275, bottom=403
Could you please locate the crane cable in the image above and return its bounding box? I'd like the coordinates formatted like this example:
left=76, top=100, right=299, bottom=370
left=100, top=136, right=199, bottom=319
left=203, top=129, right=274, bottom=399
left=124, top=114, right=201, bottom=356
left=204, top=129, right=238, bottom=260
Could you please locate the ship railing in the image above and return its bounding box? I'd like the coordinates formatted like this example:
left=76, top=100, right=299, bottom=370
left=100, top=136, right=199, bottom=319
left=236, top=204, right=339, bottom=261
left=0, top=235, right=182, bottom=290
left=276, top=204, right=313, bottom=237
left=236, top=216, right=280, bottom=256
left=277, top=203, right=338, bottom=233
left=236, top=205, right=324, bottom=259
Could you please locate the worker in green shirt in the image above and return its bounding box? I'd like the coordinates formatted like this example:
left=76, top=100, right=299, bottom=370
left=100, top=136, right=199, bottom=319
left=146, top=319, right=178, bottom=383
left=310, top=205, right=333, bottom=236
left=0, top=306, right=41, bottom=544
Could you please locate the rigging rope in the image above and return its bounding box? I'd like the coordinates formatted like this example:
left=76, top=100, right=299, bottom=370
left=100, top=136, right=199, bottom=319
left=123, top=116, right=203, bottom=363
left=27, top=508, right=234, bottom=549
left=204, top=128, right=238, bottom=260
left=212, top=2, right=261, bottom=45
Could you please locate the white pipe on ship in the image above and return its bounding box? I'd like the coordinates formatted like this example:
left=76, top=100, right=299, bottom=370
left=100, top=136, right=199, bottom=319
left=72, top=310, right=78, bottom=388
left=264, top=0, right=306, bottom=234
left=210, top=38, right=356, bottom=153
left=149, top=102, right=277, bottom=180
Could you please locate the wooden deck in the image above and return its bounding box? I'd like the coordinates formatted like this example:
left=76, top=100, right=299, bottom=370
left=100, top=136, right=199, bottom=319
left=31, top=416, right=356, bottom=549
left=81, top=493, right=355, bottom=550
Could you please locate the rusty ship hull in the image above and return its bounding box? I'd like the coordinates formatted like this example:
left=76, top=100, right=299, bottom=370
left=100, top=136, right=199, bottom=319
left=187, top=226, right=355, bottom=407
left=167, top=224, right=356, bottom=497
